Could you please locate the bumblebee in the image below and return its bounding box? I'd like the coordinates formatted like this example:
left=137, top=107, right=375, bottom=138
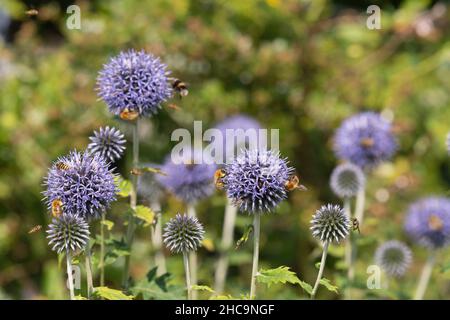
left=51, top=199, right=63, bottom=218
left=120, top=108, right=139, bottom=121
left=171, top=79, right=189, bottom=98
left=285, top=175, right=307, bottom=192
left=351, top=218, right=360, bottom=234
left=214, top=169, right=226, bottom=189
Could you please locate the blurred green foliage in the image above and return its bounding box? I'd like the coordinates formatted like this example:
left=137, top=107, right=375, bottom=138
left=0, top=0, right=449, bottom=299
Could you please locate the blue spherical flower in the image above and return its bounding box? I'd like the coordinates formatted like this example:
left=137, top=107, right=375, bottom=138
left=375, top=240, right=412, bottom=277
left=157, top=150, right=217, bottom=204
left=330, top=162, right=365, bottom=198
left=222, top=149, right=294, bottom=213
left=404, top=197, right=450, bottom=249
left=47, top=214, right=90, bottom=254
left=163, top=213, right=205, bottom=253
left=43, top=150, right=117, bottom=221
left=333, top=112, right=397, bottom=169
left=97, top=49, right=172, bottom=117
left=87, top=126, right=126, bottom=162
left=214, top=115, right=262, bottom=163
left=310, top=204, right=350, bottom=243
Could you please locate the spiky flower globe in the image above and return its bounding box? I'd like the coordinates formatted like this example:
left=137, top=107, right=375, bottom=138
left=310, top=204, right=350, bottom=243
left=87, top=126, right=126, bottom=162
left=215, top=115, right=262, bottom=164
left=404, top=197, right=450, bottom=249
left=47, top=214, right=90, bottom=254
left=157, top=150, right=216, bottom=204
left=333, top=112, right=397, bottom=169
left=44, top=150, right=117, bottom=221
left=163, top=213, right=205, bottom=253
left=222, top=149, right=294, bottom=213
left=375, top=240, right=412, bottom=277
left=330, top=162, right=365, bottom=198
left=97, top=49, right=172, bottom=117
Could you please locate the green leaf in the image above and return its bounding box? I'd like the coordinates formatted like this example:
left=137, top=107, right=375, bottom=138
left=256, top=266, right=301, bottom=288
left=319, top=278, right=339, bottom=294
left=116, top=176, right=133, bottom=197
left=299, top=280, right=313, bottom=295
left=134, top=205, right=155, bottom=227
left=75, top=295, right=87, bottom=300
left=131, top=269, right=185, bottom=300
left=315, top=262, right=321, bottom=269
left=93, top=287, right=134, bottom=300
left=101, top=219, right=114, bottom=231
left=210, top=294, right=236, bottom=300
left=191, top=285, right=215, bottom=293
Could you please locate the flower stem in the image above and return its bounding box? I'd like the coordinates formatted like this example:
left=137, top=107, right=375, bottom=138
left=150, top=200, right=166, bottom=275
left=183, top=251, right=192, bottom=300
left=349, top=186, right=365, bottom=285
left=250, top=213, right=261, bottom=299
left=122, top=119, right=140, bottom=288
left=414, top=252, right=436, bottom=300
left=85, top=241, right=94, bottom=299
left=311, top=241, right=329, bottom=299
left=214, top=199, right=238, bottom=293
left=343, top=197, right=353, bottom=300
left=187, top=204, right=198, bottom=300
left=100, top=211, right=106, bottom=287
left=66, top=251, right=75, bottom=300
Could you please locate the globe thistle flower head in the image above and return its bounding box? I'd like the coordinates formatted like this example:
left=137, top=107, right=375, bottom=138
left=375, top=240, right=412, bottom=277
left=87, top=126, right=126, bottom=162
left=163, top=213, right=205, bottom=253
left=215, top=115, right=262, bottom=164
left=157, top=149, right=217, bottom=204
left=330, top=162, right=365, bottom=198
left=47, top=214, right=90, bottom=254
left=222, top=149, right=294, bottom=213
left=404, top=197, right=450, bottom=249
left=96, top=49, right=172, bottom=118
left=43, top=150, right=117, bottom=221
left=333, top=112, right=397, bottom=169
left=310, top=204, right=350, bottom=243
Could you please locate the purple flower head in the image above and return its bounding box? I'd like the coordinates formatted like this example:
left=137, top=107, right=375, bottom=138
left=330, top=162, right=365, bottom=198
left=374, top=240, right=412, bottom=277
left=404, top=197, right=450, bottom=250
left=214, top=115, right=262, bottom=164
left=157, top=149, right=217, bottom=204
left=310, top=204, right=350, bottom=243
left=163, top=213, right=205, bottom=253
left=87, top=126, right=126, bottom=162
left=43, top=150, right=117, bottom=221
left=222, top=149, right=294, bottom=213
left=47, top=214, right=90, bottom=254
left=96, top=49, right=172, bottom=118
left=333, top=112, right=397, bottom=169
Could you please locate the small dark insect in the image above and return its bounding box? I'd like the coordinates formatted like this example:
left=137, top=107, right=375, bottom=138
left=235, top=224, right=254, bottom=250
left=25, top=9, right=39, bottom=16
left=351, top=217, right=360, bottom=234
left=28, top=225, right=42, bottom=234
left=284, top=175, right=307, bottom=192
left=120, top=108, right=139, bottom=121
left=214, top=169, right=226, bottom=189
left=56, top=162, right=70, bottom=171
left=171, top=79, right=189, bottom=98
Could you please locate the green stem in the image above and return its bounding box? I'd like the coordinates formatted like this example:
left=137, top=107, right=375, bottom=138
left=187, top=204, right=198, bottom=300
left=66, top=251, right=75, bottom=300
left=85, top=242, right=94, bottom=299
left=348, top=187, right=365, bottom=286
left=150, top=201, right=166, bottom=275
left=343, top=197, right=353, bottom=300
left=311, top=241, right=329, bottom=299
left=122, top=119, right=140, bottom=289
left=100, top=211, right=106, bottom=287
left=250, top=213, right=261, bottom=299
left=414, top=252, right=436, bottom=300
left=183, top=251, right=192, bottom=300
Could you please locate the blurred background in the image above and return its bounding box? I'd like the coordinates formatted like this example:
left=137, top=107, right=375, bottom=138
left=0, top=0, right=449, bottom=299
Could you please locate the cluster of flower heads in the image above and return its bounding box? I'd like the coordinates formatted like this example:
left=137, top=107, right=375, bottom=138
left=157, top=149, right=217, bottom=204
left=44, top=150, right=117, bottom=221
left=333, top=112, right=397, bottom=169
left=310, top=204, right=350, bottom=243
left=404, top=197, right=450, bottom=250
left=222, top=149, right=294, bottom=213
left=97, top=49, right=172, bottom=118
left=47, top=214, right=90, bottom=254
left=163, top=213, right=205, bottom=253
left=87, top=126, right=126, bottom=162
left=375, top=240, right=412, bottom=277
left=330, top=162, right=365, bottom=199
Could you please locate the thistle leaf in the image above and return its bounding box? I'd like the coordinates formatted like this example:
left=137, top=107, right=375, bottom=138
left=116, top=176, right=133, bottom=197
left=256, top=266, right=301, bottom=288
left=319, top=278, right=339, bottom=294
left=133, top=205, right=155, bottom=227
left=191, top=285, right=215, bottom=293
left=94, top=287, right=134, bottom=300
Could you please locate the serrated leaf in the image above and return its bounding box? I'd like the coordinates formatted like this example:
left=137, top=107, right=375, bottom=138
left=210, top=294, right=236, bottom=300
left=116, top=177, right=133, bottom=197
left=101, top=219, right=114, bottom=231
left=191, top=285, right=215, bottom=293
left=299, top=280, right=313, bottom=295
left=319, top=278, right=339, bottom=294
left=256, top=266, right=301, bottom=288
left=94, top=287, right=134, bottom=300
left=134, top=205, right=155, bottom=227
left=131, top=271, right=185, bottom=300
